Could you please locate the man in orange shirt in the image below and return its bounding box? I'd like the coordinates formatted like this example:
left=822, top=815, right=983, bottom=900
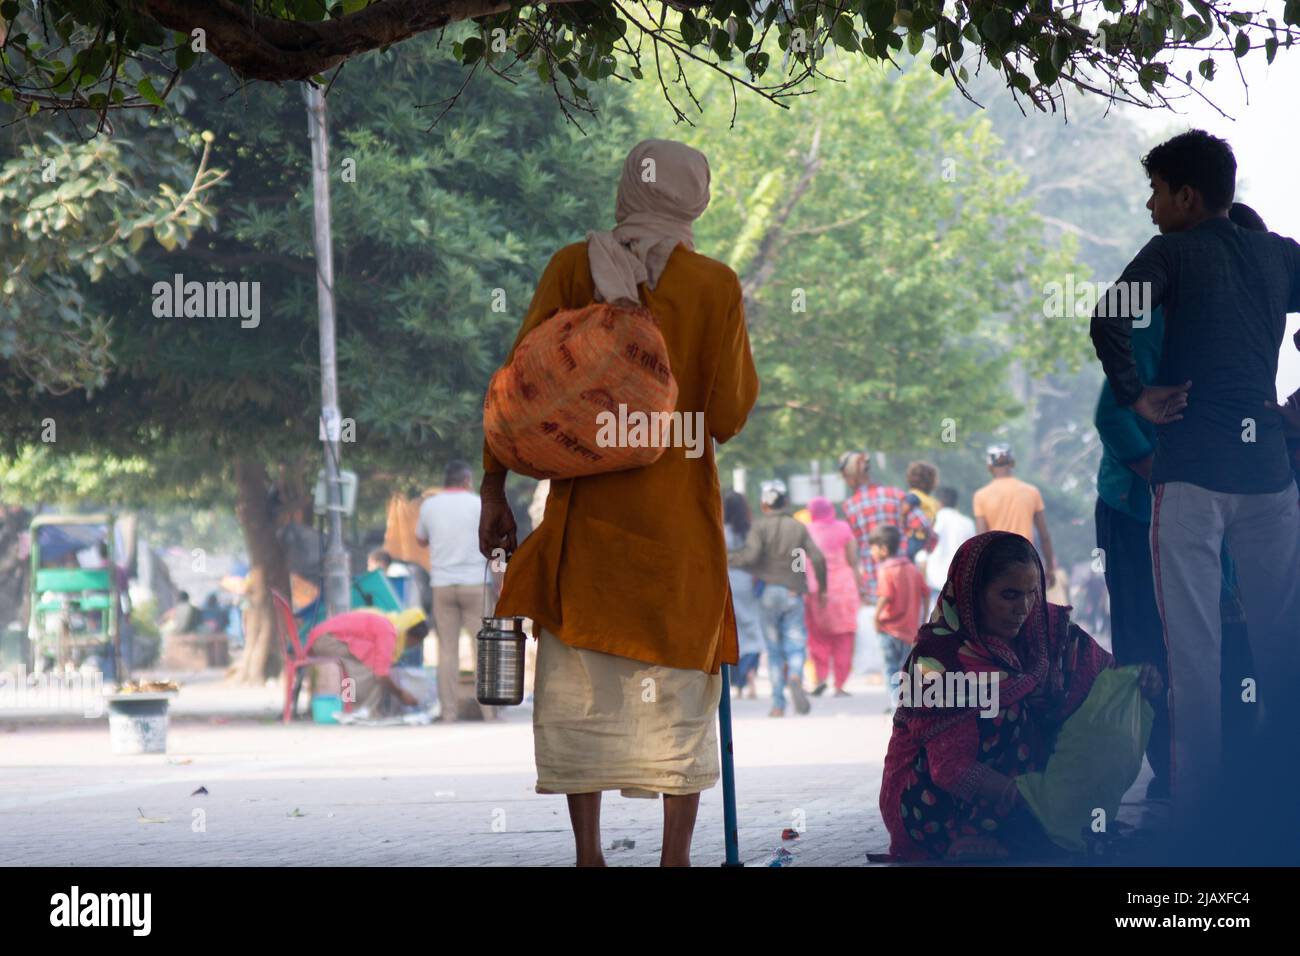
left=972, top=444, right=1057, bottom=588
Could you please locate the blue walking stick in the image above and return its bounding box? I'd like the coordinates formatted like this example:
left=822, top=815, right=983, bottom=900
left=719, top=664, right=742, bottom=866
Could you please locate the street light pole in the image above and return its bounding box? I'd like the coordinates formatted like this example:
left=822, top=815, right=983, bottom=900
left=304, top=82, right=350, bottom=618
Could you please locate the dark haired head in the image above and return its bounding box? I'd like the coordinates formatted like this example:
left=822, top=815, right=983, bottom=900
left=936, top=486, right=958, bottom=509
left=1229, top=201, right=1267, bottom=232
left=868, top=524, right=902, bottom=556
left=178, top=590, right=190, bottom=602
left=977, top=534, right=1040, bottom=589
left=723, top=491, right=752, bottom=538
left=443, top=460, right=473, bottom=488
left=906, top=461, right=939, bottom=493
left=1141, top=130, right=1236, bottom=213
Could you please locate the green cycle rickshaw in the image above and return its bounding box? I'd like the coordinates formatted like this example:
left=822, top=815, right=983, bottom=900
left=27, top=513, right=123, bottom=678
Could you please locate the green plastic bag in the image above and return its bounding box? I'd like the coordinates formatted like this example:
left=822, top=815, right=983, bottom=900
left=1015, top=666, right=1153, bottom=852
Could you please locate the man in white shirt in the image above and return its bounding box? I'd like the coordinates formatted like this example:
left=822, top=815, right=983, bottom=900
left=416, top=460, right=485, bottom=722
left=922, top=486, right=976, bottom=607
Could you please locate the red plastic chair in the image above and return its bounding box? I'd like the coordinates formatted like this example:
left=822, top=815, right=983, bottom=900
left=272, top=589, right=352, bottom=724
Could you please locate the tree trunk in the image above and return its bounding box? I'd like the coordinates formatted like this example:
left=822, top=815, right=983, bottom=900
left=229, top=456, right=290, bottom=684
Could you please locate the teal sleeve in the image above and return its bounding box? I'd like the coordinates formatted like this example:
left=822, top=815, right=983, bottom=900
left=1094, top=379, right=1156, bottom=464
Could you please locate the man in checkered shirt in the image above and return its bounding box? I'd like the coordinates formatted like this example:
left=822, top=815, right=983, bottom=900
left=839, top=451, right=931, bottom=604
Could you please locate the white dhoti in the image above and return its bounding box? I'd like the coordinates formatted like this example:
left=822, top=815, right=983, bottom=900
left=533, top=629, right=722, bottom=798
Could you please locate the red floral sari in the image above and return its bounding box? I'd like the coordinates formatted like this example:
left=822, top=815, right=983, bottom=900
left=879, top=531, right=1113, bottom=860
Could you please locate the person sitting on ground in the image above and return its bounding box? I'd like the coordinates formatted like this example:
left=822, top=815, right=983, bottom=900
left=304, top=610, right=419, bottom=716
left=199, top=593, right=228, bottom=634
left=879, top=532, right=1163, bottom=862
left=160, top=591, right=199, bottom=636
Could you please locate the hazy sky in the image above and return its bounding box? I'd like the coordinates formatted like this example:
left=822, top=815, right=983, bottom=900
left=1113, top=4, right=1300, bottom=398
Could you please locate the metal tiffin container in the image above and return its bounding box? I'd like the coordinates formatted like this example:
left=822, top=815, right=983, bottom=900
left=475, top=615, right=527, bottom=706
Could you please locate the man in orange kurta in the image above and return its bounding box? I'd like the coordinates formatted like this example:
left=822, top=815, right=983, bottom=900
left=479, top=222, right=758, bottom=865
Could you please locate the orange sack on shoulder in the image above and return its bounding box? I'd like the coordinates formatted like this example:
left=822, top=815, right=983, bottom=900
left=483, top=302, right=679, bottom=480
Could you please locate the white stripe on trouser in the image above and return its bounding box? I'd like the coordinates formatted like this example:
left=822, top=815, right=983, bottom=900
left=1150, top=479, right=1300, bottom=822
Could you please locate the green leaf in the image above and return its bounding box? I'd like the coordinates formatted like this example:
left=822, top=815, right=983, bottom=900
left=865, top=0, right=895, bottom=34
left=136, top=77, right=165, bottom=107
left=1033, top=58, right=1058, bottom=85
left=1198, top=56, right=1215, bottom=80
left=734, top=19, right=754, bottom=51
left=461, top=36, right=485, bottom=63
left=0, top=0, right=18, bottom=19
left=980, top=9, right=1013, bottom=49
left=832, top=14, right=859, bottom=51
left=1266, top=35, right=1279, bottom=63
left=930, top=52, right=948, bottom=75
left=1050, top=35, right=1069, bottom=71
left=907, top=31, right=924, bottom=56
left=1234, top=30, right=1249, bottom=57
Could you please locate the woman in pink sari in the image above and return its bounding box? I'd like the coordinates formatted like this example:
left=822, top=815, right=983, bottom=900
left=803, top=496, right=863, bottom=696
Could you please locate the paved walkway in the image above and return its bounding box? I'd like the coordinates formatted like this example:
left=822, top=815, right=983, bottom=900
left=0, top=672, right=1156, bottom=867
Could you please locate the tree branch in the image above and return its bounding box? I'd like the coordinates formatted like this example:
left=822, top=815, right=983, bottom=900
left=139, top=0, right=538, bottom=81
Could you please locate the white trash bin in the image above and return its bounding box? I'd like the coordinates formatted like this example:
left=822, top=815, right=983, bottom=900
left=106, top=692, right=174, bottom=755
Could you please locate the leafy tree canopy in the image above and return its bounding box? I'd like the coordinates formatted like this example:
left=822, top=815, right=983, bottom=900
left=0, top=97, right=222, bottom=395
left=636, top=62, right=1087, bottom=465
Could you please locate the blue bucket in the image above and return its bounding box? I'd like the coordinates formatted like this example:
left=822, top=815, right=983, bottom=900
left=311, top=695, right=343, bottom=724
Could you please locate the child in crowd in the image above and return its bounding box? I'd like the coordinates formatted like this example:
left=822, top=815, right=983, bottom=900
left=871, top=525, right=929, bottom=713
